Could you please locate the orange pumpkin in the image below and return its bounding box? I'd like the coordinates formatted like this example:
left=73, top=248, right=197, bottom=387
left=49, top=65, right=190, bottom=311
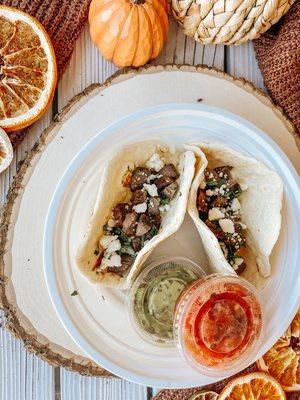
left=89, top=0, right=169, bottom=68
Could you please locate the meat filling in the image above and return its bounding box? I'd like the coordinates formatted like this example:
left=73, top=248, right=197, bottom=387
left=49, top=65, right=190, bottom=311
left=198, top=165, right=247, bottom=274
left=94, top=155, right=180, bottom=276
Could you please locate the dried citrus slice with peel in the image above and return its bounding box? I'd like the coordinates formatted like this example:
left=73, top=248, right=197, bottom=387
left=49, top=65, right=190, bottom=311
left=0, top=127, right=13, bottom=173
left=218, top=372, right=285, bottom=400
left=257, top=309, right=300, bottom=392
left=189, top=391, right=219, bottom=400
left=0, top=5, right=57, bottom=132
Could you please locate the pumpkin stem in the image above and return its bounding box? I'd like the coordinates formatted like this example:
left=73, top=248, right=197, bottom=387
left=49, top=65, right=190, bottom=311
left=131, top=0, right=146, bottom=4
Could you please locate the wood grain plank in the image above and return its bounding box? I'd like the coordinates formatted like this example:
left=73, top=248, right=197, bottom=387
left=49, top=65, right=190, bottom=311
left=60, top=370, right=147, bottom=400
left=0, top=311, right=54, bottom=400
left=0, top=109, right=54, bottom=400
left=226, top=43, right=265, bottom=91
left=156, top=20, right=179, bottom=64
left=183, top=36, right=197, bottom=65
left=172, top=24, right=187, bottom=64
left=156, top=20, right=224, bottom=70
left=58, top=24, right=117, bottom=110
left=0, top=109, right=52, bottom=206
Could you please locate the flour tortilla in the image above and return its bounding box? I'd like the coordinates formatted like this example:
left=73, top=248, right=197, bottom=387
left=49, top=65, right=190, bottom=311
left=76, top=141, right=196, bottom=289
left=186, top=143, right=283, bottom=289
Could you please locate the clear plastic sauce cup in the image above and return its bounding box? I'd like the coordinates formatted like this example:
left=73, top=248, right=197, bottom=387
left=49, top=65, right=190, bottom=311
left=127, top=257, right=206, bottom=346
left=174, top=274, right=265, bottom=377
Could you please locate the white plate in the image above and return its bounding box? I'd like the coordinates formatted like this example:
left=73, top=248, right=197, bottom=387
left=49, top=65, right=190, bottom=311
left=44, top=103, right=300, bottom=388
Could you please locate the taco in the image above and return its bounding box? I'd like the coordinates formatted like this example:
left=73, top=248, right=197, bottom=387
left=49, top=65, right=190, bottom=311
left=186, top=143, right=283, bottom=288
left=76, top=141, right=196, bottom=288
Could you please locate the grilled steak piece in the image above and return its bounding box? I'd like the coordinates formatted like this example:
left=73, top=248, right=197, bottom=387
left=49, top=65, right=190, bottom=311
left=107, top=266, right=125, bottom=274
left=122, top=212, right=138, bottom=236
left=154, top=176, right=173, bottom=190
left=130, top=167, right=150, bottom=191
left=144, top=226, right=159, bottom=241
left=113, top=203, right=127, bottom=227
left=149, top=213, right=161, bottom=228
left=205, top=220, right=226, bottom=240
left=197, top=189, right=208, bottom=217
left=162, top=181, right=178, bottom=200
left=136, top=214, right=152, bottom=237
left=228, top=182, right=242, bottom=197
left=121, top=254, right=134, bottom=270
left=107, top=254, right=133, bottom=275
left=214, top=166, right=233, bottom=177
left=212, top=196, right=228, bottom=208
left=204, top=169, right=219, bottom=181
left=131, top=237, right=142, bottom=252
left=148, top=197, right=160, bottom=215
left=132, top=189, right=147, bottom=205
left=158, top=163, right=179, bottom=180
left=235, top=260, right=246, bottom=275
left=234, top=223, right=243, bottom=233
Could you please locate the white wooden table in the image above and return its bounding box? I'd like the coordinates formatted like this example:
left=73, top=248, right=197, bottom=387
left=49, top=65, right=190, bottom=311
left=0, top=21, right=264, bottom=400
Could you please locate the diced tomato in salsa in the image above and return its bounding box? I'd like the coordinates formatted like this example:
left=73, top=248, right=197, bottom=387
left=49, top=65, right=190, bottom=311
left=181, top=281, right=262, bottom=368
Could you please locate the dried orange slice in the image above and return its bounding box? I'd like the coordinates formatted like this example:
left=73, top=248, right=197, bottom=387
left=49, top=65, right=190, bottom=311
left=0, top=127, right=13, bottom=173
left=189, top=391, right=219, bottom=400
left=257, top=309, right=300, bottom=392
left=218, top=372, right=285, bottom=400
left=0, top=5, right=57, bottom=132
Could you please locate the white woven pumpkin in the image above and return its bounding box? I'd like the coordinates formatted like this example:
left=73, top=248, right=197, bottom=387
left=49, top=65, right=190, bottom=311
left=170, top=0, right=296, bottom=45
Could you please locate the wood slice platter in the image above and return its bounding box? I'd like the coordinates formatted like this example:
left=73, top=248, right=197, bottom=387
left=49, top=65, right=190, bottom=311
left=1, top=65, right=299, bottom=377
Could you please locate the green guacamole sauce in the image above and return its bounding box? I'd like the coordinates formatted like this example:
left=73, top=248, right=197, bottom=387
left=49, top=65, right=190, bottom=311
left=133, top=263, right=199, bottom=342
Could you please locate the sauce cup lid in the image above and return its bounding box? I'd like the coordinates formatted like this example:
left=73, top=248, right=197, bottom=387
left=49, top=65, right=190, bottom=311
left=126, top=256, right=206, bottom=347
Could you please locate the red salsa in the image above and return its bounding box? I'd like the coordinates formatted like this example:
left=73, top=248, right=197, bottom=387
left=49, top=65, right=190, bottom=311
left=175, top=275, right=263, bottom=372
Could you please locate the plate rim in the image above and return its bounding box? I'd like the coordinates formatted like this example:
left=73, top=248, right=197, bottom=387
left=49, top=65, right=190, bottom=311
left=43, top=103, right=300, bottom=388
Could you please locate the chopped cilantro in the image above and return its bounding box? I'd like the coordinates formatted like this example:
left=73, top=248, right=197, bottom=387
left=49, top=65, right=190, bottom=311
left=227, top=188, right=243, bottom=200
left=71, top=290, right=78, bottom=296
left=109, top=226, right=128, bottom=243
left=112, top=227, right=122, bottom=235
left=118, top=230, right=131, bottom=244
left=110, top=227, right=130, bottom=244
left=206, top=180, right=219, bottom=187
left=224, top=245, right=235, bottom=262
left=160, top=198, right=169, bottom=206
left=226, top=183, right=243, bottom=200
left=119, top=243, right=136, bottom=256
left=148, top=226, right=158, bottom=239
left=206, top=178, right=227, bottom=188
